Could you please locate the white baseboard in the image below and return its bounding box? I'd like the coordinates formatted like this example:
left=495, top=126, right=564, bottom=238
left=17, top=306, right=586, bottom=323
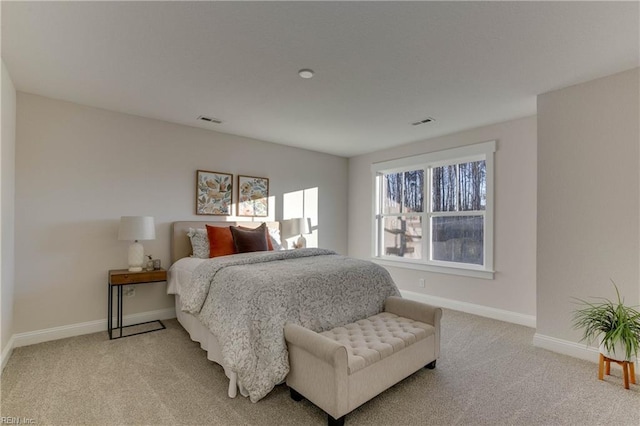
left=533, top=332, right=638, bottom=380
left=400, top=289, right=537, bottom=328
left=5, top=307, right=175, bottom=355
left=1, top=335, right=16, bottom=372
left=532, top=333, right=600, bottom=363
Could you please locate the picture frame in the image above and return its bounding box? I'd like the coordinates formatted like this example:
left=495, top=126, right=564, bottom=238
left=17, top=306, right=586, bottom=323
left=237, top=175, right=269, bottom=217
left=195, top=170, right=233, bottom=215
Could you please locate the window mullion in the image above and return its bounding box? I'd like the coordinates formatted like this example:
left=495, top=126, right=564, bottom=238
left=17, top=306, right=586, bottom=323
left=429, top=210, right=485, bottom=217
left=375, top=174, right=379, bottom=257
left=425, top=166, right=432, bottom=262
left=400, top=172, right=405, bottom=214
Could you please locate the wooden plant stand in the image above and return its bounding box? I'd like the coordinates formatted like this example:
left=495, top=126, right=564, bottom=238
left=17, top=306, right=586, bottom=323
left=598, top=353, right=636, bottom=389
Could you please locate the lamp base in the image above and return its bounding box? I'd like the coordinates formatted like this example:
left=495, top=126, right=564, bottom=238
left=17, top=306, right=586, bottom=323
left=128, top=241, right=145, bottom=272
left=295, top=235, right=307, bottom=249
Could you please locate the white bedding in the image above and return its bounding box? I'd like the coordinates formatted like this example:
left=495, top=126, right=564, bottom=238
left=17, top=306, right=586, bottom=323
left=168, top=257, right=246, bottom=398
left=167, top=257, right=205, bottom=295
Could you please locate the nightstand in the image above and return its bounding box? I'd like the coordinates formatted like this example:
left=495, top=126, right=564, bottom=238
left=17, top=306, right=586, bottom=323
left=108, top=268, right=167, bottom=339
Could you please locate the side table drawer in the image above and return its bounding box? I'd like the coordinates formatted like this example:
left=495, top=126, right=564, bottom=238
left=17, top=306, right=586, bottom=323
left=110, top=270, right=167, bottom=285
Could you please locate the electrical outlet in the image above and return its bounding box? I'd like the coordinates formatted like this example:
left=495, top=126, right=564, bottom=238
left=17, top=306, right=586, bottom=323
left=124, top=287, right=135, bottom=297
left=418, top=278, right=425, bottom=288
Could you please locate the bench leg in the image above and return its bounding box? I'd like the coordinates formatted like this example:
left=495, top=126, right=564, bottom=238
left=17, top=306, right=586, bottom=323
left=328, top=414, right=345, bottom=426
left=290, top=387, right=304, bottom=402
left=425, top=360, right=436, bottom=369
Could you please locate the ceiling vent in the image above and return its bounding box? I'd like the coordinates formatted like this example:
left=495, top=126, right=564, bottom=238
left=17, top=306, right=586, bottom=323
left=411, top=117, right=435, bottom=126
left=197, top=115, right=223, bottom=124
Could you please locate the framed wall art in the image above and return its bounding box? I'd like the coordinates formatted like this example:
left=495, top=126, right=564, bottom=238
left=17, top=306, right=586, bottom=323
left=237, top=175, right=269, bottom=217
left=196, top=170, right=233, bottom=215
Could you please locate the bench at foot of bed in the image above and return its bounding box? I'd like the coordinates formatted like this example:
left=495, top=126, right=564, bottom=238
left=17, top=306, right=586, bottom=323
left=284, top=296, right=442, bottom=425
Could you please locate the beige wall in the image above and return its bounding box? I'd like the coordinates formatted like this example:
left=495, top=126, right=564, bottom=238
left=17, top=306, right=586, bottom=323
left=348, top=116, right=537, bottom=318
left=1, top=61, right=17, bottom=356
left=537, top=68, right=640, bottom=342
left=11, top=66, right=638, bottom=353
left=14, top=93, right=348, bottom=334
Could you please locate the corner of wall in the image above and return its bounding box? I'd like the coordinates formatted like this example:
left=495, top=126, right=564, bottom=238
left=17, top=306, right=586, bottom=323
left=1, top=59, right=17, bottom=369
left=1, top=335, right=15, bottom=372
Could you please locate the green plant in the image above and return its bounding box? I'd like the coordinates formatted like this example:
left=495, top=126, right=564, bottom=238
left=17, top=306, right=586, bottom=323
left=572, top=281, right=640, bottom=360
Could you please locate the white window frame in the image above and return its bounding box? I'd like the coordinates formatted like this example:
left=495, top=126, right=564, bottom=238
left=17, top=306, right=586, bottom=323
left=371, top=141, right=496, bottom=279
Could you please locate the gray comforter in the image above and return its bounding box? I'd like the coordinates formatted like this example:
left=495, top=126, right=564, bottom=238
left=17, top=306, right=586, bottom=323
left=181, top=248, right=399, bottom=402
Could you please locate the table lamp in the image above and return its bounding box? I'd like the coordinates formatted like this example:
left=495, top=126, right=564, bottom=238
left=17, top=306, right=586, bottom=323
left=281, top=218, right=311, bottom=249
left=118, top=216, right=156, bottom=271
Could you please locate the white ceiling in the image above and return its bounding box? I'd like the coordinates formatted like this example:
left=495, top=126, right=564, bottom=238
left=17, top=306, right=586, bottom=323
left=2, top=1, right=638, bottom=157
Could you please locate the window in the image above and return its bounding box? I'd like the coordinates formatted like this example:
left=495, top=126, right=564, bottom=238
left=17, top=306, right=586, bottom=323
left=372, top=141, right=495, bottom=279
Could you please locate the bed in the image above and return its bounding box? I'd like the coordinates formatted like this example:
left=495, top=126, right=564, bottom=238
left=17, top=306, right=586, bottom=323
left=167, top=221, right=400, bottom=402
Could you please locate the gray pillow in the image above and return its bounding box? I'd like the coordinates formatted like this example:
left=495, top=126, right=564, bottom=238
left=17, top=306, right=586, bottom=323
left=187, top=228, right=209, bottom=258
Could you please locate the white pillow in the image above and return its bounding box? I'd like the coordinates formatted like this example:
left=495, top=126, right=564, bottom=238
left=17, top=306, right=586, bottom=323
left=268, top=227, right=283, bottom=251
left=187, top=228, right=209, bottom=259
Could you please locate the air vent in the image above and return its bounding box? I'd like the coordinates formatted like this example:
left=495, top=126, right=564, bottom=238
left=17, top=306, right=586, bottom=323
left=197, top=115, right=223, bottom=124
left=411, top=117, right=435, bottom=126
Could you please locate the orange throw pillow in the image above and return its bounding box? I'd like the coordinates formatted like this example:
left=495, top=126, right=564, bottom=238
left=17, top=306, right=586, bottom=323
left=205, top=225, right=236, bottom=257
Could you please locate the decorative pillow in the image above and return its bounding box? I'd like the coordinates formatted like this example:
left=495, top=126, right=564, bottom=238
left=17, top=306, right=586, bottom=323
left=187, top=227, right=210, bottom=259
left=268, top=227, right=283, bottom=251
left=230, top=223, right=269, bottom=253
left=239, top=223, right=275, bottom=251
left=205, top=225, right=236, bottom=257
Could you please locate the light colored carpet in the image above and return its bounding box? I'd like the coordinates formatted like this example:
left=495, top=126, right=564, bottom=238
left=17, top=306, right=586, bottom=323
left=1, top=309, right=639, bottom=425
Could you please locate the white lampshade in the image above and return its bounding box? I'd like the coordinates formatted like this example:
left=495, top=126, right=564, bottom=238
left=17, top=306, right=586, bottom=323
left=300, top=218, right=311, bottom=235
left=118, top=216, right=155, bottom=272
left=118, top=216, right=156, bottom=241
left=281, top=218, right=311, bottom=238
left=281, top=218, right=300, bottom=238
left=281, top=218, right=311, bottom=249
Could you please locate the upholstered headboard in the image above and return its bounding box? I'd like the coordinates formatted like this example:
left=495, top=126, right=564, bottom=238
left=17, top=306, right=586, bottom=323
left=171, top=221, right=280, bottom=264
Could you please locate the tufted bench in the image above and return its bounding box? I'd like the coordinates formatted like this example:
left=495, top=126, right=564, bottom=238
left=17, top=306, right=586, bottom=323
left=284, top=296, right=442, bottom=426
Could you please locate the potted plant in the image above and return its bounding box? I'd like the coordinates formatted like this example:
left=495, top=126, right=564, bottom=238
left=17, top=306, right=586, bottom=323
left=572, top=281, right=640, bottom=361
